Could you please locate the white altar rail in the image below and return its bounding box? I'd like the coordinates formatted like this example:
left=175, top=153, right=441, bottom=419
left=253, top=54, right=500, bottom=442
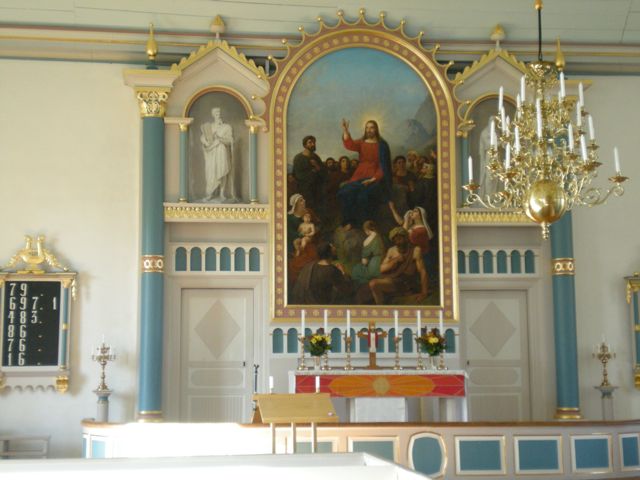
left=82, top=419, right=640, bottom=479
left=457, top=246, right=541, bottom=276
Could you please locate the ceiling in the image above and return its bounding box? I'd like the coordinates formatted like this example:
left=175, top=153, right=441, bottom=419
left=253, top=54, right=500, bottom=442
left=1, top=0, right=639, bottom=71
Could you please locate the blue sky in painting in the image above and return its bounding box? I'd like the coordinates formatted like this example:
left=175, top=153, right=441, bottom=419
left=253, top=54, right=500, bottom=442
left=286, top=47, right=435, bottom=167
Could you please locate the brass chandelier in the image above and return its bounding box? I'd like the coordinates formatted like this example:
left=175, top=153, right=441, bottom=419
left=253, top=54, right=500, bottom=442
left=463, top=0, right=628, bottom=239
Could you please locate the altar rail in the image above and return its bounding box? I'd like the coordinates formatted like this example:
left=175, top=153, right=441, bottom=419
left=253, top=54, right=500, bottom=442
left=457, top=247, right=541, bottom=276
left=168, top=242, right=265, bottom=274
left=82, top=419, right=640, bottom=479
left=270, top=326, right=459, bottom=355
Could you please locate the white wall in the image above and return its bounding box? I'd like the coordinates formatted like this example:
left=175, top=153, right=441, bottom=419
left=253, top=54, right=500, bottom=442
left=0, top=60, right=140, bottom=457
left=573, top=76, right=640, bottom=420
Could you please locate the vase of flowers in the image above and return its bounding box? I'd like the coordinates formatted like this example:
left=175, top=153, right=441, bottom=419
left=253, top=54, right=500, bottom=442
left=417, top=328, right=446, bottom=368
left=308, top=332, right=331, bottom=369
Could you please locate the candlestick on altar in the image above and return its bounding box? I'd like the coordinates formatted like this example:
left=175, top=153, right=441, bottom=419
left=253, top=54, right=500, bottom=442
left=343, top=330, right=354, bottom=370
left=393, top=336, right=402, bottom=371
left=415, top=334, right=425, bottom=370
left=297, top=335, right=308, bottom=371
left=593, top=340, right=615, bottom=387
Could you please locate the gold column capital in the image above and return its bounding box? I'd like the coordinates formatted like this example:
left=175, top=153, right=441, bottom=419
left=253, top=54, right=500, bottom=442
left=625, top=273, right=640, bottom=303
left=141, top=255, right=164, bottom=273
left=136, top=88, right=170, bottom=118
left=635, top=365, right=640, bottom=389
left=552, top=258, right=575, bottom=276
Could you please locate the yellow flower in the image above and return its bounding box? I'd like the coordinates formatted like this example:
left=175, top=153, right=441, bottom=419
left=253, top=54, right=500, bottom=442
left=428, top=336, right=439, bottom=344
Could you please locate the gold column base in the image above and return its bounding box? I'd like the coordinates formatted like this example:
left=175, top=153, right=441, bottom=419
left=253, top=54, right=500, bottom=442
left=554, top=407, right=582, bottom=420
left=634, top=366, right=640, bottom=389
left=137, top=410, right=164, bottom=422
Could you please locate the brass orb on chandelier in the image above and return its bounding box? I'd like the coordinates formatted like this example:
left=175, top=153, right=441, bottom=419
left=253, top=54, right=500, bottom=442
left=463, top=0, right=629, bottom=239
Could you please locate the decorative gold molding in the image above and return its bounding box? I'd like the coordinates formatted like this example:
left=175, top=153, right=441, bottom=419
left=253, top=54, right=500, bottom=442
left=137, top=410, right=164, bottom=422
left=552, top=258, right=575, bottom=276
left=554, top=407, right=582, bottom=420
left=456, top=209, right=530, bottom=224
left=171, top=38, right=266, bottom=81
left=55, top=375, right=69, bottom=394
left=2, top=235, right=70, bottom=274
left=625, top=272, right=640, bottom=304
left=454, top=48, right=529, bottom=85
left=164, top=203, right=269, bottom=222
left=635, top=365, right=640, bottom=389
left=141, top=255, right=164, bottom=273
left=136, top=88, right=170, bottom=117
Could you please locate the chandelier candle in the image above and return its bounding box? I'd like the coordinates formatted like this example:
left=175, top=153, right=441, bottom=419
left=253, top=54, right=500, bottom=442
left=416, top=310, right=422, bottom=334
left=323, top=309, right=328, bottom=334
left=394, top=310, right=399, bottom=335
left=346, top=309, right=350, bottom=333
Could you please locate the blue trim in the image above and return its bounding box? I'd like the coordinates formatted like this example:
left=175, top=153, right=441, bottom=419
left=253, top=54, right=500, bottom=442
left=138, top=273, right=164, bottom=413
left=330, top=328, right=342, bottom=353
left=517, top=439, right=559, bottom=471
left=622, top=436, right=640, bottom=467
left=445, top=328, right=456, bottom=353
left=459, top=439, right=502, bottom=472
left=457, top=250, right=466, bottom=274
left=205, top=247, right=216, bottom=271
left=190, top=247, right=202, bottom=271
left=234, top=248, right=246, bottom=271
left=272, top=328, right=284, bottom=354
left=574, top=438, right=610, bottom=470
left=524, top=250, right=535, bottom=273
left=91, top=439, right=106, bottom=459
left=286, top=328, right=298, bottom=353
left=351, top=440, right=394, bottom=461
left=411, top=436, right=443, bottom=476
left=141, top=117, right=165, bottom=254
left=220, top=248, right=231, bottom=271
left=175, top=247, right=187, bottom=271
left=496, top=250, right=507, bottom=273
left=511, top=250, right=522, bottom=273
left=249, top=247, right=260, bottom=271
left=482, top=250, right=493, bottom=273
left=388, top=328, right=396, bottom=353
left=468, top=250, right=479, bottom=273
left=402, top=327, right=413, bottom=353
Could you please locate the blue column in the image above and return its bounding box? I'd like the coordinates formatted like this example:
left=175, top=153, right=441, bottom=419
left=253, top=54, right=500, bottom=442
left=627, top=275, right=640, bottom=389
left=178, top=124, right=189, bottom=202
left=249, top=126, right=258, bottom=203
left=550, top=212, right=581, bottom=419
left=137, top=93, right=166, bottom=421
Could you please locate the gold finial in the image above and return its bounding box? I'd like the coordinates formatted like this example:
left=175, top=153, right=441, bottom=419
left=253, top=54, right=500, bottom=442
left=146, top=23, right=158, bottom=61
left=210, top=15, right=226, bottom=39
left=316, top=16, right=323, bottom=23
left=535, top=0, right=543, bottom=10
left=555, top=37, right=566, bottom=71
left=267, top=55, right=273, bottom=61
left=490, top=24, right=505, bottom=50
left=337, top=9, right=344, bottom=17
left=281, top=38, right=288, bottom=45
left=298, top=25, right=304, bottom=32
left=359, top=8, right=366, bottom=17
left=379, top=11, right=386, bottom=19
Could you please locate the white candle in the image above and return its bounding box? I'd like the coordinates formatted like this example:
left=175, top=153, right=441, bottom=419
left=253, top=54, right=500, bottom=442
left=301, top=309, right=306, bottom=336
left=505, top=143, right=511, bottom=169
left=536, top=98, right=543, bottom=139
left=346, top=309, right=351, bottom=334
left=394, top=310, right=399, bottom=335
left=439, top=310, right=444, bottom=334
left=520, top=75, right=526, bottom=102
left=578, top=82, right=584, bottom=107
left=315, top=375, right=320, bottom=393
left=498, top=86, right=504, bottom=112
left=514, top=126, right=520, bottom=154
left=323, top=309, right=328, bottom=334
left=516, top=93, right=521, bottom=109
left=416, top=310, right=422, bottom=335
left=468, top=156, right=473, bottom=182
left=580, top=135, right=588, bottom=161
left=576, top=105, right=582, bottom=127
left=614, top=147, right=621, bottom=173
left=567, top=123, right=574, bottom=152
left=500, top=108, right=506, bottom=133
left=560, top=72, right=566, bottom=98
left=490, top=119, right=496, bottom=147
left=269, top=376, right=274, bottom=392
left=588, top=115, right=595, bottom=141
left=102, top=334, right=105, bottom=344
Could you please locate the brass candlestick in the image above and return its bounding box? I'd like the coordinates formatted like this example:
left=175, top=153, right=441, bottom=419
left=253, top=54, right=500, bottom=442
left=321, top=351, right=331, bottom=371
left=593, top=340, right=615, bottom=387
left=344, top=332, right=354, bottom=370
left=393, top=336, right=402, bottom=370
left=297, top=335, right=308, bottom=371
left=91, top=341, right=116, bottom=423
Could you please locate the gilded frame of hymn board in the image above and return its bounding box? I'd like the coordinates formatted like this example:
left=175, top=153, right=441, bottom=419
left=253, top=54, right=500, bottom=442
left=0, top=236, right=76, bottom=393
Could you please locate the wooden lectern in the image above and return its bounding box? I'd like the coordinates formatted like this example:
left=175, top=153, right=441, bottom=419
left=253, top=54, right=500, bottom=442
left=253, top=393, right=339, bottom=453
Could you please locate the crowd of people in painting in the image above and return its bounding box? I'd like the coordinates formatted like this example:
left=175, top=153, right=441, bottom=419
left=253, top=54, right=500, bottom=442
left=287, top=119, right=439, bottom=306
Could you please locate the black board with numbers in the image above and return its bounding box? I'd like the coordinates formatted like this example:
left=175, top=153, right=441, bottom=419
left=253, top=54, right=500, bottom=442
left=2, top=280, right=63, bottom=368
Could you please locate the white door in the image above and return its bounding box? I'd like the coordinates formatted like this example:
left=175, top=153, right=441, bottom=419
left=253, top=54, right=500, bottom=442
left=180, top=288, right=253, bottom=422
left=461, top=290, right=531, bottom=421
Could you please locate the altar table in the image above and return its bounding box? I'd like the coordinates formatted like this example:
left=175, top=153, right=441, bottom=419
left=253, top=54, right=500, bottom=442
left=289, top=369, right=468, bottom=422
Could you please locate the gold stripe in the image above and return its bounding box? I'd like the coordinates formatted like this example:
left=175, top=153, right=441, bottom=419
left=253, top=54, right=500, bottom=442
left=141, top=255, right=164, bottom=273
left=552, top=258, right=575, bottom=276
left=554, top=407, right=582, bottom=420
left=137, top=410, right=163, bottom=422
left=634, top=325, right=640, bottom=332
left=164, top=203, right=269, bottom=221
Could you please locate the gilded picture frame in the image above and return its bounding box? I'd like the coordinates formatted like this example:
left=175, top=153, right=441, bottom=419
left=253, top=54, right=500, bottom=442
left=266, top=14, right=459, bottom=325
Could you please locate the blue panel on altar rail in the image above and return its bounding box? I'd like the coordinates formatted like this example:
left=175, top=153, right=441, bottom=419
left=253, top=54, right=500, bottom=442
left=175, top=247, right=187, bottom=271
left=234, top=248, right=245, bottom=271
left=517, top=439, right=560, bottom=471
left=622, top=435, right=640, bottom=467
left=296, top=441, right=333, bottom=453
left=511, top=250, right=522, bottom=273
left=525, top=249, right=535, bottom=273
left=457, top=250, right=466, bottom=274
left=497, top=250, right=507, bottom=273
left=574, top=438, right=610, bottom=470
left=458, top=439, right=503, bottom=472
left=482, top=250, right=493, bottom=273
left=91, top=440, right=106, bottom=459
left=190, top=247, right=202, bottom=271
left=445, top=329, right=455, bottom=353
left=205, top=247, right=216, bottom=271
left=249, top=247, right=260, bottom=271
left=272, top=328, right=284, bottom=354
left=402, top=327, right=413, bottom=353
left=389, top=328, right=396, bottom=352
left=331, top=328, right=342, bottom=353
left=468, top=250, right=479, bottom=274
left=411, top=436, right=442, bottom=476
left=351, top=440, right=395, bottom=461
left=286, top=328, right=298, bottom=353
left=220, top=248, right=231, bottom=271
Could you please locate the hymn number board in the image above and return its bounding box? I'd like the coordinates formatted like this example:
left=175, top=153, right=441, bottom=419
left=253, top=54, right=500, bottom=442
left=2, top=279, right=62, bottom=368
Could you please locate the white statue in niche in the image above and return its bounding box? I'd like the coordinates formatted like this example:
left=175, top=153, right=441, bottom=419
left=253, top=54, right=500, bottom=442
left=200, top=107, right=237, bottom=202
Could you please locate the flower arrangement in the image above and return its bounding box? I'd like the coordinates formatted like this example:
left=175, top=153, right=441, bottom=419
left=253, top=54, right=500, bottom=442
left=308, top=332, right=332, bottom=357
left=417, top=328, right=446, bottom=356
